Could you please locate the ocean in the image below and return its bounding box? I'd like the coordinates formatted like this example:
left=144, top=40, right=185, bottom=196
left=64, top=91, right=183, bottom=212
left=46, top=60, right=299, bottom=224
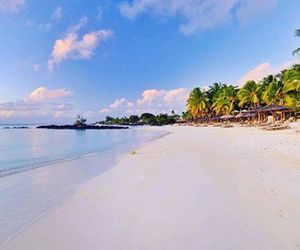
left=0, top=125, right=168, bottom=244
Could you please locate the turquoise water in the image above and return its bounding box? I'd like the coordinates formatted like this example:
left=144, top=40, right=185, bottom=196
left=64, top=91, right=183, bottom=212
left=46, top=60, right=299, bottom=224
left=0, top=126, right=154, bottom=176
left=0, top=126, right=168, bottom=245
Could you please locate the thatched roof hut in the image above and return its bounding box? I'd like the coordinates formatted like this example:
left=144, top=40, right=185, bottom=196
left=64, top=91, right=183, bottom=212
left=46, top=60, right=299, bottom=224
left=257, top=104, right=290, bottom=113
left=235, top=112, right=257, bottom=118
left=256, top=104, right=291, bottom=122
left=220, top=114, right=234, bottom=120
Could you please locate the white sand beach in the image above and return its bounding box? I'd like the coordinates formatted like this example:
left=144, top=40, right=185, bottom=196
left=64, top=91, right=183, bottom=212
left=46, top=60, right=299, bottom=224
left=3, top=125, right=300, bottom=250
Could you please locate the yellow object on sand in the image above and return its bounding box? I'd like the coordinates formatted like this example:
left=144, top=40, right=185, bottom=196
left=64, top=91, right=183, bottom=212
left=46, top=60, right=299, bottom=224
left=131, top=150, right=136, bottom=155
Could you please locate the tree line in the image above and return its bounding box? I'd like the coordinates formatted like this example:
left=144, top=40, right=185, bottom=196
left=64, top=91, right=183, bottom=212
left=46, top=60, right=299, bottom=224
left=97, top=112, right=180, bottom=126
left=80, top=30, right=300, bottom=125
left=185, top=29, right=300, bottom=119
left=185, top=64, right=300, bottom=119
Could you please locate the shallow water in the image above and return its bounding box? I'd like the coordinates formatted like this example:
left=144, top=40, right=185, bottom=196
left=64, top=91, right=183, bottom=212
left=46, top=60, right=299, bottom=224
left=0, top=126, right=147, bottom=176
left=0, top=126, right=168, bottom=244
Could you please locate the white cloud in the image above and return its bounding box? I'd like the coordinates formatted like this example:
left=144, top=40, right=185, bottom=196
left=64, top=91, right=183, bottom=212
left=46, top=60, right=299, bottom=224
left=0, top=0, right=25, bottom=13
left=201, top=85, right=209, bottom=92
left=100, top=87, right=189, bottom=116
left=137, top=89, right=165, bottom=105
left=0, top=110, right=15, bottom=118
left=51, top=6, right=63, bottom=22
left=27, top=87, right=72, bottom=101
left=99, top=108, right=110, bottom=114
left=136, top=87, right=189, bottom=114
left=136, top=88, right=188, bottom=106
left=238, top=60, right=296, bottom=86
left=0, top=92, right=74, bottom=120
left=110, top=98, right=132, bottom=109
left=39, top=6, right=63, bottom=31
left=119, top=0, right=277, bottom=35
left=163, top=87, right=188, bottom=103
left=48, top=17, right=113, bottom=71
left=0, top=84, right=78, bottom=122
left=0, top=87, right=108, bottom=122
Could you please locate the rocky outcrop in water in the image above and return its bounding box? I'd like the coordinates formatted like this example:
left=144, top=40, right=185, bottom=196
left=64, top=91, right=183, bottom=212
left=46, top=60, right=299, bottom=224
left=36, top=125, right=129, bottom=130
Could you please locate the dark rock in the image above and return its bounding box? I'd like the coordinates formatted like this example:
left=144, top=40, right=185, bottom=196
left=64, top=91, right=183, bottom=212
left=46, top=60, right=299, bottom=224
left=36, top=124, right=129, bottom=130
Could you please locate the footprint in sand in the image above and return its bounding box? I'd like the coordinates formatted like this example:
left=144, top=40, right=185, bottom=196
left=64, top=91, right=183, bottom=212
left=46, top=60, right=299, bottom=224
left=279, top=209, right=285, bottom=218
left=270, top=190, right=278, bottom=196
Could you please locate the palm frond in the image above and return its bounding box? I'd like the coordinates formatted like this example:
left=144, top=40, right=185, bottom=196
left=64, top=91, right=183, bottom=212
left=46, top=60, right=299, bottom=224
left=293, top=47, right=300, bottom=56
left=295, top=29, right=300, bottom=37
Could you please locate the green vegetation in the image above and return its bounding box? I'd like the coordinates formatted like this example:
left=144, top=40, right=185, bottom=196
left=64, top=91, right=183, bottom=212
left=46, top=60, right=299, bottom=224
left=95, top=30, right=300, bottom=125
left=187, top=88, right=209, bottom=118
left=186, top=64, right=300, bottom=119
left=212, top=85, right=238, bottom=115
left=97, top=112, right=180, bottom=126
left=74, top=115, right=87, bottom=126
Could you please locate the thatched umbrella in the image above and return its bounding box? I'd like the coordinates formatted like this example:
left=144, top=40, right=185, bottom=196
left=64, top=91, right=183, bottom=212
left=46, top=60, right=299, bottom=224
left=208, top=115, right=222, bottom=124
left=235, top=113, right=243, bottom=119
left=220, top=114, right=234, bottom=120
left=236, top=112, right=257, bottom=118
left=235, top=111, right=257, bottom=123
left=258, top=103, right=290, bottom=112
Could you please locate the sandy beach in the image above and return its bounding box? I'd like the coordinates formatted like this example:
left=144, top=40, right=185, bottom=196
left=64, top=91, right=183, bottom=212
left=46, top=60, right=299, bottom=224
left=2, top=125, right=300, bottom=250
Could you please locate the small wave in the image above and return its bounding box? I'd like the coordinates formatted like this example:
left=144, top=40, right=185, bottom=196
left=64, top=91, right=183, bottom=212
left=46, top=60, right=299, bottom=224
left=0, top=151, right=102, bottom=178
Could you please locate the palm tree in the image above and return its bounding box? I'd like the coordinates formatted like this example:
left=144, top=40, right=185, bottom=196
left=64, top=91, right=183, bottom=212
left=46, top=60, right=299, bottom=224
left=185, top=63, right=300, bottom=117
left=282, top=65, right=300, bottom=110
left=261, top=73, right=299, bottom=110
left=293, top=29, right=300, bottom=56
left=187, top=88, right=210, bottom=118
left=213, top=85, right=237, bottom=115
left=74, top=115, right=87, bottom=126
left=283, top=64, right=300, bottom=92
left=262, top=76, right=284, bottom=105
left=237, top=80, right=261, bottom=108
left=207, top=82, right=223, bottom=103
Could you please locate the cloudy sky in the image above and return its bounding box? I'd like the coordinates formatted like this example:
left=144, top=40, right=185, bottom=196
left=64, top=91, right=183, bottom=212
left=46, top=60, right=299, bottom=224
left=0, top=0, right=299, bottom=123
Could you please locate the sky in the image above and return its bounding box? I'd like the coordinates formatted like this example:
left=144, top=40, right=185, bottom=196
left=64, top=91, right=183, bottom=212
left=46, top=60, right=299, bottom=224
left=0, top=0, right=299, bottom=124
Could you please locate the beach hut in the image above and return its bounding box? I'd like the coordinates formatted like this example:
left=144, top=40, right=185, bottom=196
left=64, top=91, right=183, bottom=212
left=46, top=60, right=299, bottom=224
left=235, top=111, right=258, bottom=125
left=235, top=111, right=257, bottom=119
left=207, top=115, right=222, bottom=125
left=220, top=114, right=235, bottom=124
left=257, top=104, right=291, bottom=122
left=220, top=114, right=234, bottom=120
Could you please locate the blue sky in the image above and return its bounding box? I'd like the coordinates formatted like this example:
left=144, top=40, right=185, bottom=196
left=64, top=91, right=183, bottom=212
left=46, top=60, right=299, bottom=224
left=0, top=0, right=299, bottom=123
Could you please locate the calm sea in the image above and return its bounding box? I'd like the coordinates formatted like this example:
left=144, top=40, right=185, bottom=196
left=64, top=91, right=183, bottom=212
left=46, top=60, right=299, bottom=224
left=0, top=125, right=168, bottom=245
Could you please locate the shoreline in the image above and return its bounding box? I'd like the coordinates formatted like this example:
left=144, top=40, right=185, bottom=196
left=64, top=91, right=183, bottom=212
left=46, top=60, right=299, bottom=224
left=3, top=125, right=300, bottom=249
left=0, top=128, right=170, bottom=246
